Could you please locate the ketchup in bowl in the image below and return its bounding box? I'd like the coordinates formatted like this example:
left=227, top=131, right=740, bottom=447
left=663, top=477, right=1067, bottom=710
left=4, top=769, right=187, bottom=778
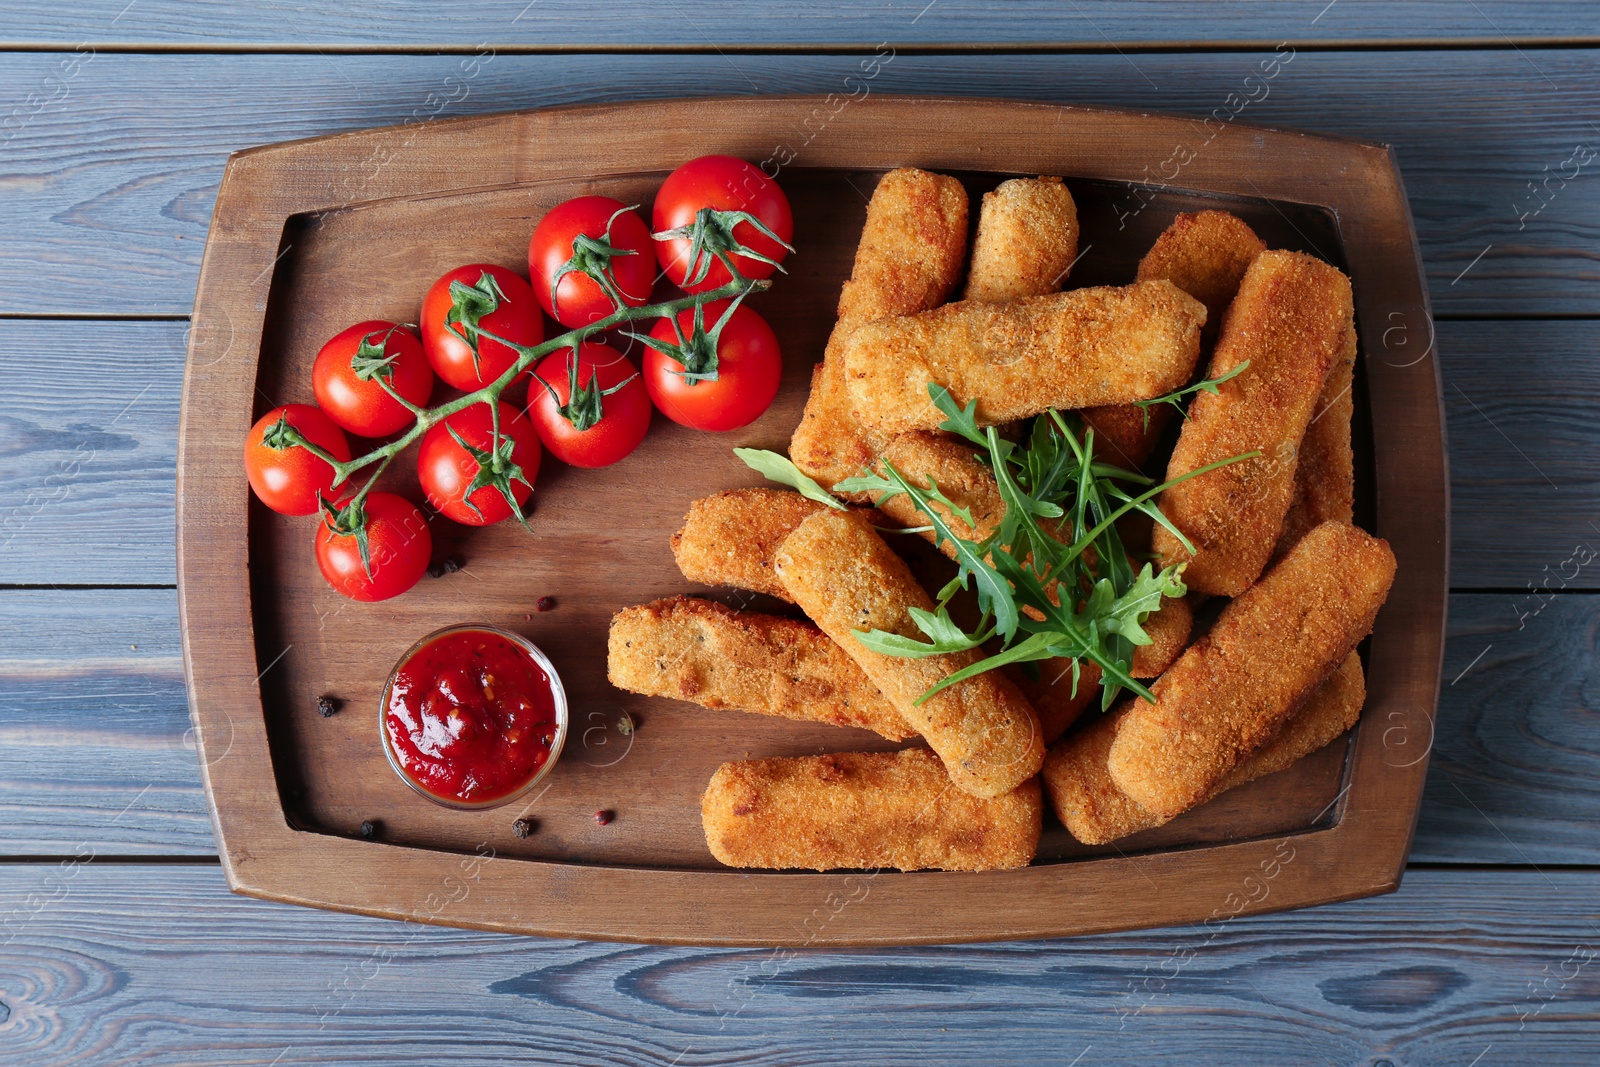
left=380, top=625, right=567, bottom=809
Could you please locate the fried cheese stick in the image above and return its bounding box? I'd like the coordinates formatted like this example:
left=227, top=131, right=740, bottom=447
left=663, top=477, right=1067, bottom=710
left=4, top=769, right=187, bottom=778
left=608, top=597, right=915, bottom=741
left=1152, top=250, right=1355, bottom=596
left=1081, top=210, right=1266, bottom=470
left=789, top=169, right=969, bottom=490
left=1044, top=653, right=1364, bottom=844
left=671, top=485, right=1182, bottom=741
left=775, top=509, right=1045, bottom=798
left=1273, top=320, right=1358, bottom=562
left=702, top=748, right=1042, bottom=871
left=963, top=176, right=1080, bottom=303
left=671, top=488, right=836, bottom=602
left=843, top=281, right=1206, bottom=437
left=1107, top=521, right=1395, bottom=818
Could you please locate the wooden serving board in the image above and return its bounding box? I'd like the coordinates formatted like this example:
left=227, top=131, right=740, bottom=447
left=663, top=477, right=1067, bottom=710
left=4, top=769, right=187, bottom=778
left=178, top=96, right=1446, bottom=945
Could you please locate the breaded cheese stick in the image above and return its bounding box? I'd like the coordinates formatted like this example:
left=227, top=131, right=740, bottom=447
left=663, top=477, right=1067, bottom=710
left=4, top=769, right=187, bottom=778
left=671, top=489, right=834, bottom=602
left=1273, top=320, right=1358, bottom=562
left=1081, top=211, right=1267, bottom=470
left=1138, top=210, right=1268, bottom=342
left=1011, top=660, right=1101, bottom=744
left=843, top=281, right=1206, bottom=436
left=608, top=597, right=915, bottom=741
left=702, top=748, right=1042, bottom=871
left=963, top=176, right=1080, bottom=303
left=1152, top=250, right=1355, bottom=596
left=1108, top=521, right=1395, bottom=818
left=775, top=509, right=1045, bottom=797
left=1044, top=653, right=1364, bottom=844
left=789, top=169, right=968, bottom=490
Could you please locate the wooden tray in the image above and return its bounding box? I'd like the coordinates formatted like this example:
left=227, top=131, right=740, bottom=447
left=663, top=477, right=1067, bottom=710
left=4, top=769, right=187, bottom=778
left=178, top=96, right=1447, bottom=945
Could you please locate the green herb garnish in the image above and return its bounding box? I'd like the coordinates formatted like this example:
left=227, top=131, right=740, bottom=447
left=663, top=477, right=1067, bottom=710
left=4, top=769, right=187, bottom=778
left=841, top=384, right=1255, bottom=710
left=1131, top=360, right=1251, bottom=430
left=733, top=448, right=849, bottom=510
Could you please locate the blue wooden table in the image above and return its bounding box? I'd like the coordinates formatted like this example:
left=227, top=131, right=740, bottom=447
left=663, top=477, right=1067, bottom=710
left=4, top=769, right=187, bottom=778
left=3, top=4, right=1599, bottom=1063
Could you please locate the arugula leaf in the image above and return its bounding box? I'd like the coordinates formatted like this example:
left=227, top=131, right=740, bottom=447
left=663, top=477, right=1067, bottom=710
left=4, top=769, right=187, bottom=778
left=855, top=391, right=1254, bottom=710
left=875, top=459, right=1021, bottom=642
left=1132, top=360, right=1251, bottom=429
left=929, top=384, right=991, bottom=450
left=852, top=605, right=994, bottom=659
left=733, top=448, right=848, bottom=510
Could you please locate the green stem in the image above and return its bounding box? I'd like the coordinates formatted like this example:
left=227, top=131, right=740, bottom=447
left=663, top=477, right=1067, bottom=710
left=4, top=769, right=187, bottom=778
left=327, top=275, right=767, bottom=500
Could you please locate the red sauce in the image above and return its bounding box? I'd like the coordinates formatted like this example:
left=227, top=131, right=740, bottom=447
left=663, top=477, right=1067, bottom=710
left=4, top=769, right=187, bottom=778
left=383, top=629, right=560, bottom=805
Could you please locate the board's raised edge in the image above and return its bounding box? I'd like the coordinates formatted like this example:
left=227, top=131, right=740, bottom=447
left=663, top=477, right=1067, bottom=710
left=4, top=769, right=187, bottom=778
left=178, top=95, right=1447, bottom=946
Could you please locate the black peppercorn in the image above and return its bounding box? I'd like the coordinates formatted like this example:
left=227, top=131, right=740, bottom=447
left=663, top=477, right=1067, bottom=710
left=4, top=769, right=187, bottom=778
left=512, top=818, right=534, bottom=839
left=359, top=820, right=378, bottom=839
left=316, top=695, right=339, bottom=718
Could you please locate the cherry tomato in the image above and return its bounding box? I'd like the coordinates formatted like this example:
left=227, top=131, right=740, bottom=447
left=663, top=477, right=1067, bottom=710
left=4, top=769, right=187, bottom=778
left=644, top=300, right=782, bottom=432
left=420, top=264, right=543, bottom=391
left=417, top=402, right=542, bottom=526
left=529, top=196, right=656, bottom=329
left=243, top=404, right=351, bottom=516
left=315, top=492, right=432, bottom=602
left=652, top=156, right=793, bottom=294
left=312, top=321, right=433, bottom=438
left=526, top=342, right=652, bottom=469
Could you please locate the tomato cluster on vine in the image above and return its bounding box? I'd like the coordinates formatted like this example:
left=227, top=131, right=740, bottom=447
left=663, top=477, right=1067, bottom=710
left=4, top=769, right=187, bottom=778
left=243, top=155, right=794, bottom=602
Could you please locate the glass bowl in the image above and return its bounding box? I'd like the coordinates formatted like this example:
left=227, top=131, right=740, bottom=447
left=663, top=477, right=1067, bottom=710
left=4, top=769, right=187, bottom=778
left=378, top=623, right=568, bottom=811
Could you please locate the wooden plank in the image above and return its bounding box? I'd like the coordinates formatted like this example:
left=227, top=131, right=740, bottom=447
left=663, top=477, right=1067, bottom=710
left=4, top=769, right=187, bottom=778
left=4, top=2, right=1593, bottom=48
left=0, top=865, right=1596, bottom=1064
left=0, top=50, right=1595, bottom=316
left=2, top=586, right=1595, bottom=867
left=1445, top=318, right=1600, bottom=589
left=0, top=320, right=182, bottom=585
left=1414, top=593, right=1600, bottom=864
left=0, top=589, right=213, bottom=857
left=4, top=317, right=1587, bottom=589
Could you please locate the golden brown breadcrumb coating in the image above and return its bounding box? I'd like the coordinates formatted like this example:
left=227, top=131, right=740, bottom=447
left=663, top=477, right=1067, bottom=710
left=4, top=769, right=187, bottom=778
left=1137, top=210, right=1268, bottom=341
left=1152, top=250, right=1355, bottom=596
left=607, top=597, right=915, bottom=741
left=963, top=176, right=1080, bottom=303
left=842, top=281, right=1205, bottom=436
left=1132, top=591, right=1191, bottom=679
left=789, top=168, right=969, bottom=490
left=1010, top=660, right=1101, bottom=745
left=1273, top=320, right=1358, bottom=562
left=670, top=488, right=833, bottom=602
left=1107, top=521, right=1394, bottom=818
left=701, top=748, right=1042, bottom=871
left=774, top=509, right=1045, bottom=798
left=1081, top=211, right=1266, bottom=471
left=1044, top=653, right=1364, bottom=844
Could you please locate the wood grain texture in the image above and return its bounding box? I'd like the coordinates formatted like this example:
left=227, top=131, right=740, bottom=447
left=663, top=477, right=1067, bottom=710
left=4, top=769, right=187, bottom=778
left=1, top=588, right=1594, bottom=866
left=0, top=865, right=1596, bottom=1066
left=0, top=50, right=1596, bottom=315
left=1444, top=319, right=1600, bottom=589
left=0, top=590, right=213, bottom=857
left=0, top=321, right=183, bottom=585
left=1414, top=593, right=1600, bottom=864
left=4, top=2, right=1592, bottom=47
